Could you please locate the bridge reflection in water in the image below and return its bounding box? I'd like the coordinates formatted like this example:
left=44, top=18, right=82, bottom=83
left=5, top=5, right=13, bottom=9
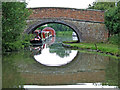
left=20, top=52, right=109, bottom=85
left=2, top=36, right=118, bottom=88
left=21, top=36, right=109, bottom=85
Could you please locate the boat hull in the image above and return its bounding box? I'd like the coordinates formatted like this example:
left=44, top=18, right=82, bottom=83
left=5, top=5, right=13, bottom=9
left=30, top=40, right=42, bottom=43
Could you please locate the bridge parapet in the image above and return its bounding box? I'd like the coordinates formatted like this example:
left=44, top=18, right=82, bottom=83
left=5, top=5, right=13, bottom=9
left=28, top=7, right=105, bottom=23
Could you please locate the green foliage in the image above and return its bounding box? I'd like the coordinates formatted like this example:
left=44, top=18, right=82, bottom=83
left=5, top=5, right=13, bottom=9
left=88, top=2, right=115, bottom=10
left=37, top=25, right=46, bottom=30
left=47, top=23, right=73, bottom=31
left=105, top=2, right=120, bottom=35
left=56, top=31, right=73, bottom=36
left=22, top=34, right=34, bottom=47
left=37, top=23, right=73, bottom=31
left=108, top=34, right=119, bottom=44
left=2, top=2, right=31, bottom=52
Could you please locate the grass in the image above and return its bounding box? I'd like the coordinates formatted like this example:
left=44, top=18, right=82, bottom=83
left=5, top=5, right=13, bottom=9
left=63, top=42, right=119, bottom=57
left=77, top=49, right=119, bottom=59
left=56, top=31, right=73, bottom=36
left=63, top=34, right=119, bottom=58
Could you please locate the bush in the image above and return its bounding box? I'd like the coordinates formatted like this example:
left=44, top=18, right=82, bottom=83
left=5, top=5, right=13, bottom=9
left=108, top=34, right=119, bottom=45
left=105, top=2, right=120, bottom=35
left=2, top=2, right=31, bottom=52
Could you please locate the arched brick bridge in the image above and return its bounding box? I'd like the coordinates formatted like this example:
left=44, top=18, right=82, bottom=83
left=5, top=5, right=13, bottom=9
left=25, top=7, right=108, bottom=42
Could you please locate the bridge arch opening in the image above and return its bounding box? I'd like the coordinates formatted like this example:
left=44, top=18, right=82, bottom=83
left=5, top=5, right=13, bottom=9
left=25, top=20, right=82, bottom=42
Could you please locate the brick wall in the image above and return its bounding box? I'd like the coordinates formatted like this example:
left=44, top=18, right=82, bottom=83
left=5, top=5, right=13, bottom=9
left=28, top=7, right=104, bottom=23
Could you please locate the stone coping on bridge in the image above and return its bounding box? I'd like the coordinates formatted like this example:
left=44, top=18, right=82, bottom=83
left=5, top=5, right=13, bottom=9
left=27, top=7, right=105, bottom=12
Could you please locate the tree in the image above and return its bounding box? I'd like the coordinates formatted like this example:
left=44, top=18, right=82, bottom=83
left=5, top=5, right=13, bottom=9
left=88, top=2, right=115, bottom=10
left=2, top=2, right=31, bottom=52
left=88, top=1, right=120, bottom=42
left=104, top=1, right=120, bottom=36
left=38, top=23, right=73, bottom=31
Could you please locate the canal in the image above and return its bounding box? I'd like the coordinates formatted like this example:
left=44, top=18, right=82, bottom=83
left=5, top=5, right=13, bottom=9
left=2, top=35, right=119, bottom=88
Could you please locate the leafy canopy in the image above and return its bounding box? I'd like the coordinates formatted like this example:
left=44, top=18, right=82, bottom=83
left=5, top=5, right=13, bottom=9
left=105, top=1, right=120, bottom=35
left=2, top=2, right=31, bottom=51
left=88, top=2, right=115, bottom=10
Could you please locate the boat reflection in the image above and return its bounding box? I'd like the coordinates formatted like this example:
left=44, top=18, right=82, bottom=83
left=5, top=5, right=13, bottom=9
left=30, top=36, right=78, bottom=66
left=30, top=36, right=55, bottom=56
left=72, top=36, right=78, bottom=41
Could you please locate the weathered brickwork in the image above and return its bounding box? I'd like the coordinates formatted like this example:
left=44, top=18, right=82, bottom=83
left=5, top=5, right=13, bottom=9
left=25, top=7, right=108, bottom=42
left=72, top=21, right=108, bottom=42
left=29, top=7, right=104, bottom=23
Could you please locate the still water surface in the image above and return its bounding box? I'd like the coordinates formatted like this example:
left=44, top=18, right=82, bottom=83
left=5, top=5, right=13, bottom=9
left=2, top=36, right=119, bottom=88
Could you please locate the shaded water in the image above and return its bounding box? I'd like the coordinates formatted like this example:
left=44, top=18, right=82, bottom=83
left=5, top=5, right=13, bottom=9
left=2, top=36, right=119, bottom=88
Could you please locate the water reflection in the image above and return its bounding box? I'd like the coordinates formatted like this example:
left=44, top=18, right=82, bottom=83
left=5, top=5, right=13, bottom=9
left=31, top=36, right=78, bottom=66
left=2, top=36, right=119, bottom=88
left=2, top=53, right=25, bottom=88
left=2, top=50, right=119, bottom=88
left=18, top=52, right=118, bottom=86
left=49, top=43, right=72, bottom=58
left=30, top=45, right=45, bottom=55
left=29, top=37, right=55, bottom=56
left=34, top=47, right=78, bottom=66
left=45, top=36, right=56, bottom=46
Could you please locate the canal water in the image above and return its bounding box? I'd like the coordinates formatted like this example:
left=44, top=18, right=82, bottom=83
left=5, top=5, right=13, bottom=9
left=2, top=36, right=119, bottom=88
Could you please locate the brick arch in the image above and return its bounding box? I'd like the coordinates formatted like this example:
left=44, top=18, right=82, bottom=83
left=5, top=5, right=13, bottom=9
left=25, top=7, right=108, bottom=42
left=24, top=19, right=82, bottom=42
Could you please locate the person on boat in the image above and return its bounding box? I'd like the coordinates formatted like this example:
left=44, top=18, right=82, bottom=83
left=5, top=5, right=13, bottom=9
left=39, top=31, right=42, bottom=39
left=34, top=33, right=41, bottom=41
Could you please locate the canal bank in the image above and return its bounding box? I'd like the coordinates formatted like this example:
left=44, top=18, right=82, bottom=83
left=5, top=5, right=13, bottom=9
left=62, top=42, right=120, bottom=59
